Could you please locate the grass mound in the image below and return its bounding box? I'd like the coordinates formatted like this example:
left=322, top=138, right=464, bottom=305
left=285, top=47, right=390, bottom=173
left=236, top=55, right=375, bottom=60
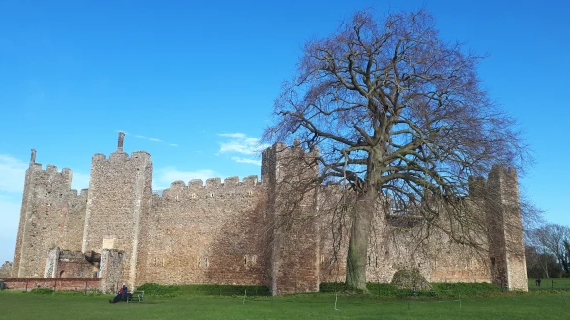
left=431, top=282, right=504, bottom=297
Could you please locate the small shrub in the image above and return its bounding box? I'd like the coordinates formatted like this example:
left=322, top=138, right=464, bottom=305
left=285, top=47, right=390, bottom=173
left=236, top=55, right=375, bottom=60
left=30, top=288, right=54, bottom=294
left=320, top=282, right=347, bottom=293
left=136, top=283, right=178, bottom=297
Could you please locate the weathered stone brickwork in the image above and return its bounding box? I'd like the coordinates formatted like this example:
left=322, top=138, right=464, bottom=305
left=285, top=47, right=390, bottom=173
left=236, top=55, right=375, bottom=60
left=136, top=177, right=270, bottom=287
left=99, top=249, right=125, bottom=293
left=262, top=141, right=320, bottom=295
left=1, top=277, right=101, bottom=292
left=486, top=166, right=528, bottom=290
left=10, top=133, right=528, bottom=294
left=44, top=248, right=94, bottom=279
left=82, top=145, right=152, bottom=289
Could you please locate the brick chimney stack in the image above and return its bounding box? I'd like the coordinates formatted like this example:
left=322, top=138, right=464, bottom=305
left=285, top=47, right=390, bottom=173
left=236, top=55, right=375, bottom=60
left=118, top=132, right=125, bottom=151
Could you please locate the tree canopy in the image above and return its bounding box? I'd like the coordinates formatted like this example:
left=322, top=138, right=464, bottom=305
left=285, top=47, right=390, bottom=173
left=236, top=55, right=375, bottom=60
left=263, top=9, right=529, bottom=291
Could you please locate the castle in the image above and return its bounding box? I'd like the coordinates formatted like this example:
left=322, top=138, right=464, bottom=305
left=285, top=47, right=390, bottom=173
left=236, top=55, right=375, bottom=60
left=10, top=132, right=528, bottom=294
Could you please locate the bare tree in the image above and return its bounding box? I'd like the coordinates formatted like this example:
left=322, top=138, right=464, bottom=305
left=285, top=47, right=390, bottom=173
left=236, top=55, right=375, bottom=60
left=528, top=224, right=570, bottom=273
left=524, top=245, right=558, bottom=278
left=263, top=9, right=529, bottom=292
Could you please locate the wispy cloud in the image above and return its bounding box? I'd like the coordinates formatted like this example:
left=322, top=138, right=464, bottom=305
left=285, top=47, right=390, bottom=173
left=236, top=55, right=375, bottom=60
left=153, top=167, right=218, bottom=190
left=231, top=157, right=262, bottom=166
left=116, top=130, right=178, bottom=147
left=0, top=154, right=27, bottom=193
left=217, top=133, right=268, bottom=165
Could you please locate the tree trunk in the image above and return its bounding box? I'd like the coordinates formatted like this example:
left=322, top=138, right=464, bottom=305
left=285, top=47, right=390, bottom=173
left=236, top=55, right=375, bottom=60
left=541, top=261, right=549, bottom=278
left=345, top=190, right=375, bottom=292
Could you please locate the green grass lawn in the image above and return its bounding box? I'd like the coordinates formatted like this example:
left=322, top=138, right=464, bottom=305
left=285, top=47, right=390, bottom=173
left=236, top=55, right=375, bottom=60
left=1, top=290, right=570, bottom=320
left=529, top=278, right=570, bottom=291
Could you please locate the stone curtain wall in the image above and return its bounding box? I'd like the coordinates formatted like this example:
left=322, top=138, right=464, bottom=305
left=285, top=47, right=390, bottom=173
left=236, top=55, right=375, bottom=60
left=317, top=193, right=492, bottom=285
left=136, top=177, right=270, bottom=287
left=60, top=190, right=89, bottom=252
left=12, top=152, right=87, bottom=278
left=10, top=135, right=527, bottom=294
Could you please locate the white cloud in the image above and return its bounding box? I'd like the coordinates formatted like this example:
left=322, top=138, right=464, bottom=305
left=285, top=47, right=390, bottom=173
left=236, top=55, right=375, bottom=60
left=0, top=154, right=27, bottom=193
left=219, top=133, right=247, bottom=139
left=218, top=133, right=267, bottom=155
left=127, top=132, right=177, bottom=147
left=217, top=133, right=268, bottom=165
left=153, top=167, right=218, bottom=190
left=231, top=157, right=262, bottom=166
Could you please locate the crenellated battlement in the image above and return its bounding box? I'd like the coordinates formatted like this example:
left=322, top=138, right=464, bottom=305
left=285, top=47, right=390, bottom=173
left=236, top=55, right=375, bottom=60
left=163, top=175, right=260, bottom=190
left=261, top=140, right=319, bottom=185
left=91, top=132, right=152, bottom=163
left=24, top=149, right=74, bottom=192
left=151, top=175, right=263, bottom=205
left=468, top=176, right=487, bottom=199
left=28, top=162, right=73, bottom=178
left=92, top=150, right=152, bottom=163
left=68, top=188, right=89, bottom=198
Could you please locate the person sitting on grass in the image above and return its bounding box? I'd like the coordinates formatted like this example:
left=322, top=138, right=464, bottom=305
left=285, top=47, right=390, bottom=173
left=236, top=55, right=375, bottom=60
left=109, top=283, right=128, bottom=303
left=121, top=283, right=128, bottom=300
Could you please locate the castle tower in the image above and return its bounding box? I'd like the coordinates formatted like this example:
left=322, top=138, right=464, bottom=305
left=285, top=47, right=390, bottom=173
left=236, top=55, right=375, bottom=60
left=261, top=140, right=320, bottom=295
left=12, top=150, right=85, bottom=277
left=485, top=165, right=528, bottom=291
left=82, top=132, right=152, bottom=289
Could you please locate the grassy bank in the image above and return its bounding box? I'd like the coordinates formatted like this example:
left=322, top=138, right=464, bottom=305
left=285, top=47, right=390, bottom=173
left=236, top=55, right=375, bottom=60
left=1, top=283, right=570, bottom=320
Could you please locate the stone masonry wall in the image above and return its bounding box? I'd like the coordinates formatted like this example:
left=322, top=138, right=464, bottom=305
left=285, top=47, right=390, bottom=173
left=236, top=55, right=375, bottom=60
left=99, top=249, right=125, bottom=293
left=318, top=198, right=491, bottom=285
left=486, top=165, right=528, bottom=291
left=11, top=137, right=527, bottom=294
left=136, top=176, right=270, bottom=287
left=2, top=278, right=101, bottom=292
left=44, top=247, right=94, bottom=279
left=263, top=141, right=320, bottom=295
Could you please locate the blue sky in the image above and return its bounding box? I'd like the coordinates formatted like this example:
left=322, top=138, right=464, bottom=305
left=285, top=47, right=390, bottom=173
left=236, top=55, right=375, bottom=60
left=0, top=0, right=569, bottom=264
